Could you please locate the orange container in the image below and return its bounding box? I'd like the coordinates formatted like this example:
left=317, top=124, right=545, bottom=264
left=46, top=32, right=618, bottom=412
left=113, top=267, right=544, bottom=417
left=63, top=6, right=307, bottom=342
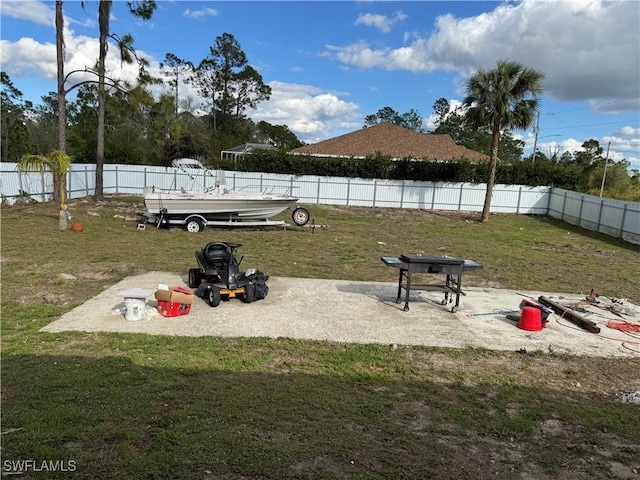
left=518, top=306, right=543, bottom=331
left=71, top=221, right=85, bottom=232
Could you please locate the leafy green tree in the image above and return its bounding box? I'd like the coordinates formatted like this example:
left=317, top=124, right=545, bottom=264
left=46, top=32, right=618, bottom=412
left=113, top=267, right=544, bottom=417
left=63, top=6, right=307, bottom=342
left=432, top=98, right=450, bottom=128
left=255, top=121, right=303, bottom=150
left=29, top=93, right=59, bottom=155
left=364, top=106, right=401, bottom=127
left=160, top=53, right=193, bottom=116
left=364, top=107, right=425, bottom=132
left=86, top=0, right=157, bottom=199
left=190, top=33, right=271, bottom=132
left=66, top=84, right=98, bottom=163
left=400, top=109, right=425, bottom=133
left=574, top=139, right=604, bottom=167
left=432, top=98, right=525, bottom=163
left=463, top=59, right=545, bottom=222
left=1, top=72, right=32, bottom=162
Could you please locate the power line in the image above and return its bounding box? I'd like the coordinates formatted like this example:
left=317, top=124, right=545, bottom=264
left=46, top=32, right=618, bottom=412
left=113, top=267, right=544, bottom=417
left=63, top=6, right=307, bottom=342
left=542, top=96, right=640, bottom=115
left=538, top=119, right=638, bottom=132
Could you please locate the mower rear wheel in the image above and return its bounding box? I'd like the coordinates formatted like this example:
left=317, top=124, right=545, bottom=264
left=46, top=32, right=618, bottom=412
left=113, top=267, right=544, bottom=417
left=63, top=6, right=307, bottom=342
left=207, top=286, right=221, bottom=307
left=243, top=283, right=256, bottom=303
left=188, top=268, right=201, bottom=288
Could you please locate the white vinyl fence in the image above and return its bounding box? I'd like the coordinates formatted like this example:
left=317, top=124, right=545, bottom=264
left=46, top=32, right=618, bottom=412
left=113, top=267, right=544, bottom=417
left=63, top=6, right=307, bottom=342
left=2, top=162, right=639, bottom=244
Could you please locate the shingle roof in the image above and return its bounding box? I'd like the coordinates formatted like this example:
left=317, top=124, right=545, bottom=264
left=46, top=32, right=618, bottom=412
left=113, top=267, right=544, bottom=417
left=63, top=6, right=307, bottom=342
left=289, top=123, right=490, bottom=162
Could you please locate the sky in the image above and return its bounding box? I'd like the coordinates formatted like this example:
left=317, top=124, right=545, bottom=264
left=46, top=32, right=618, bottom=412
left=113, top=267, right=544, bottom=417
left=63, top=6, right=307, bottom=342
left=1, top=0, right=639, bottom=170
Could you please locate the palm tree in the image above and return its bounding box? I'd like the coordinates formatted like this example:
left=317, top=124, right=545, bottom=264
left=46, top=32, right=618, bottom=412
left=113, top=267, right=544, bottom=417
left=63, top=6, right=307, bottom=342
left=18, top=150, right=73, bottom=229
left=464, top=59, right=545, bottom=222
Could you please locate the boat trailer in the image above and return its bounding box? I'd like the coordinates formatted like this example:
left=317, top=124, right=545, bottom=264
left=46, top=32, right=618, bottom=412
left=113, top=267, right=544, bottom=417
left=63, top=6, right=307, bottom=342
left=144, top=206, right=310, bottom=232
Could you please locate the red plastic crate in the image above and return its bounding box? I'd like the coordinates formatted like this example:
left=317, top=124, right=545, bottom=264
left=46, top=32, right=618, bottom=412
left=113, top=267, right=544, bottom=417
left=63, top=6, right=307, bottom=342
left=157, top=300, right=192, bottom=317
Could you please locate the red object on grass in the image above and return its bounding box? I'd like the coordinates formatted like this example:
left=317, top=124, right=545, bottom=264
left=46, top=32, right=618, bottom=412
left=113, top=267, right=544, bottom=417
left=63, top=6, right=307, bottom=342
left=518, top=306, right=543, bottom=331
left=156, top=286, right=193, bottom=317
left=607, top=320, right=640, bottom=333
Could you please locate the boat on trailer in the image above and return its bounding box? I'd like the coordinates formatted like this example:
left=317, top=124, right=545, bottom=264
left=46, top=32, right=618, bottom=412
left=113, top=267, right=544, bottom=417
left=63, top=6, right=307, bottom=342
left=143, top=158, right=309, bottom=232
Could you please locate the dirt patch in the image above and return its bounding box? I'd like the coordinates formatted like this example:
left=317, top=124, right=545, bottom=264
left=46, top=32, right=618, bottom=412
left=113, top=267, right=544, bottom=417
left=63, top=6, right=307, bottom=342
left=404, top=349, right=640, bottom=397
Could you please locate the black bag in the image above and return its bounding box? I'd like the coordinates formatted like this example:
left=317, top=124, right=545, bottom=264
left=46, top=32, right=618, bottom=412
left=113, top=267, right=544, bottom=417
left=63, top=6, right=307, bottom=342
left=250, top=271, right=269, bottom=300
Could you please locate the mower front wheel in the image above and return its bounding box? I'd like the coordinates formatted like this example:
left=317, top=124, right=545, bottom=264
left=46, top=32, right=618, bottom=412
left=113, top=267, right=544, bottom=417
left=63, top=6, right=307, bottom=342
left=207, top=286, right=221, bottom=307
left=188, top=268, right=201, bottom=288
left=242, top=283, right=256, bottom=303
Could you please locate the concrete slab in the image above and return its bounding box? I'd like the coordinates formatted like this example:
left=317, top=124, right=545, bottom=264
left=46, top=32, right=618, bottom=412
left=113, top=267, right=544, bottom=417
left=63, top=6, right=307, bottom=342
left=40, top=272, right=640, bottom=358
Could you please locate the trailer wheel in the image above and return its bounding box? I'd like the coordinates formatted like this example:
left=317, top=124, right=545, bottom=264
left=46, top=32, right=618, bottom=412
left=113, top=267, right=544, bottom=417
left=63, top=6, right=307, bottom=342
left=243, top=283, right=256, bottom=303
left=188, top=268, right=201, bottom=288
left=185, top=218, right=204, bottom=233
left=292, top=207, right=310, bottom=226
left=207, top=286, right=221, bottom=307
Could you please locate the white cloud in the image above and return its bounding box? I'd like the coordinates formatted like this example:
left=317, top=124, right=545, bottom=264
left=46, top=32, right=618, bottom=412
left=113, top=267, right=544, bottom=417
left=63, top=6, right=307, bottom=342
left=326, top=40, right=426, bottom=72
left=355, top=11, right=407, bottom=33
left=0, top=0, right=53, bottom=26
left=183, top=8, right=218, bottom=20
left=619, top=126, right=640, bottom=138
left=328, top=0, right=640, bottom=109
left=250, top=81, right=361, bottom=143
left=0, top=37, right=56, bottom=78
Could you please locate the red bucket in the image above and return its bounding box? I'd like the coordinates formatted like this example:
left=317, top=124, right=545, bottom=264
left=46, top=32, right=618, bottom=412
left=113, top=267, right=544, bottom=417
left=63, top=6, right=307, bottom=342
left=518, top=306, right=543, bottom=331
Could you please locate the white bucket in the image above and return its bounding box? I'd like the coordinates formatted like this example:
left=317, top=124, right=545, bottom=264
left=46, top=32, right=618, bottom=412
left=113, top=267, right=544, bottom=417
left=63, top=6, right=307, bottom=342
left=124, top=298, right=146, bottom=321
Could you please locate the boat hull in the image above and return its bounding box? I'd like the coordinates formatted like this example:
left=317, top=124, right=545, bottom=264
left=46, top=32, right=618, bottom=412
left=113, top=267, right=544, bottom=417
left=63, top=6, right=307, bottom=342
left=143, top=189, right=298, bottom=220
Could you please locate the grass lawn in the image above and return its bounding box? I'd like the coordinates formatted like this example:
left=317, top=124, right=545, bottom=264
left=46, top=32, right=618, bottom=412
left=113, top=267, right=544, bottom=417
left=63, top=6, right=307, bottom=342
left=1, top=196, right=639, bottom=479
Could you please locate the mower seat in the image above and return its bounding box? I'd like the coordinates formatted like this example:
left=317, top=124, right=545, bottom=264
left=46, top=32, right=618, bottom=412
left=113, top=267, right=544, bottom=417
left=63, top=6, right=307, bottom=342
left=204, top=243, right=231, bottom=264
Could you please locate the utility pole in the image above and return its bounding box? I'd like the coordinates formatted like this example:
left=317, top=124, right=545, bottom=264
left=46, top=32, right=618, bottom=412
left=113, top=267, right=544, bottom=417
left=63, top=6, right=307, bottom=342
left=531, top=111, right=540, bottom=164
left=599, top=142, right=611, bottom=198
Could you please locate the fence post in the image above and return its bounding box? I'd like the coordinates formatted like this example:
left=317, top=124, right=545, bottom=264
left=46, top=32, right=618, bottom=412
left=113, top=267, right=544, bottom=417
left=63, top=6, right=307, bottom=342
left=431, top=183, right=436, bottom=210
left=596, top=198, right=604, bottom=232
left=578, top=195, right=585, bottom=228
left=115, top=165, right=118, bottom=194
left=316, top=177, right=321, bottom=204
left=516, top=186, right=523, bottom=214
left=346, top=178, right=350, bottom=206
left=546, top=187, right=552, bottom=214
left=85, top=165, right=89, bottom=197
left=290, top=176, right=294, bottom=197
left=372, top=179, right=377, bottom=207
left=619, top=203, right=628, bottom=237
left=18, top=170, right=24, bottom=197
left=41, top=172, right=46, bottom=202
left=458, top=183, right=464, bottom=211
left=67, top=169, right=72, bottom=200
left=561, top=190, right=567, bottom=221
left=400, top=180, right=405, bottom=208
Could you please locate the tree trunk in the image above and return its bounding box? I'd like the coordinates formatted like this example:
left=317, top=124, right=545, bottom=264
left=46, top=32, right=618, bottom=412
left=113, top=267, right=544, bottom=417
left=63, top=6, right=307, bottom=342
left=95, top=88, right=105, bottom=201
left=56, top=1, right=66, bottom=153
left=480, top=123, right=501, bottom=223
left=55, top=0, right=66, bottom=205
left=94, top=0, right=111, bottom=201
left=59, top=208, right=68, bottom=230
